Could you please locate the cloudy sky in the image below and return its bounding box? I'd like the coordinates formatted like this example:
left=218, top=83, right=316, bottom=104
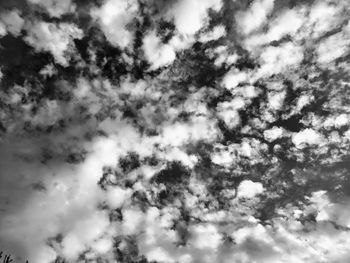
left=1, top=0, right=350, bottom=262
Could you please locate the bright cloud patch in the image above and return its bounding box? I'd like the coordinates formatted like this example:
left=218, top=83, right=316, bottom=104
left=236, top=0, right=275, bottom=35
left=0, top=9, right=24, bottom=36
left=167, top=0, right=222, bottom=36
left=237, top=180, right=264, bottom=199
left=92, top=0, right=138, bottom=48
left=143, top=30, right=176, bottom=70
left=258, top=43, right=303, bottom=77
left=27, top=0, right=75, bottom=17
left=292, top=129, right=324, bottom=148
left=24, top=21, right=83, bottom=66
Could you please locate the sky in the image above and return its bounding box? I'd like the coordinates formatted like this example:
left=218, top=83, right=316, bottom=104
left=0, top=0, right=350, bottom=262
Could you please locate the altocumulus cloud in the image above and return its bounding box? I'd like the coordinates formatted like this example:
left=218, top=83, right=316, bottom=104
left=1, top=0, right=350, bottom=262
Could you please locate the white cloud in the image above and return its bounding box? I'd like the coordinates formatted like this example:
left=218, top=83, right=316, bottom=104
left=211, top=145, right=235, bottom=167
left=296, top=94, right=313, bottom=111
left=257, top=43, right=303, bottom=77
left=334, top=114, right=349, bottom=128
left=292, top=128, right=324, bottom=148
left=232, top=224, right=271, bottom=244
left=160, top=117, right=219, bottom=147
left=39, top=64, right=57, bottom=78
left=167, top=0, right=222, bottom=36
left=0, top=9, right=24, bottom=36
left=92, top=0, right=138, bottom=48
left=307, top=1, right=344, bottom=39
left=236, top=85, right=260, bottom=99
left=143, top=30, right=176, bottom=70
left=162, top=147, right=198, bottom=168
left=168, top=33, right=195, bottom=52
left=179, top=254, right=193, bottom=263
left=0, top=21, right=6, bottom=37
left=317, top=22, right=350, bottom=64
left=24, top=21, right=83, bottom=66
left=324, top=114, right=349, bottom=129
left=244, top=1, right=344, bottom=49
left=237, top=180, right=264, bottom=198
left=121, top=207, right=144, bottom=235
left=268, top=91, right=286, bottom=110
left=106, top=186, right=132, bottom=209
left=27, top=0, right=75, bottom=17
left=0, top=136, right=121, bottom=263
left=2, top=2, right=350, bottom=263
left=199, top=25, right=226, bottom=42
left=209, top=46, right=239, bottom=67
left=189, top=224, right=222, bottom=250
left=30, top=99, right=62, bottom=126
left=146, top=247, right=174, bottom=263
left=61, top=211, right=110, bottom=260
left=263, top=127, right=285, bottom=142
left=222, top=69, right=249, bottom=90
left=236, top=0, right=275, bottom=35
left=216, top=98, right=246, bottom=129
left=265, top=8, right=305, bottom=42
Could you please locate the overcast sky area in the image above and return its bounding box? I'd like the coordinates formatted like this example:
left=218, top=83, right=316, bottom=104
left=0, top=0, right=350, bottom=262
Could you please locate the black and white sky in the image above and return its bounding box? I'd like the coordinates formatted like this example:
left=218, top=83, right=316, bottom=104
left=1, top=0, right=350, bottom=262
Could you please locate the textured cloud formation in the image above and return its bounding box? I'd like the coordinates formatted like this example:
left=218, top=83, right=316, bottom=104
left=24, top=22, right=83, bottom=66
left=166, top=0, right=222, bottom=36
left=143, top=30, right=176, bottom=70
left=236, top=0, right=275, bottom=35
left=0, top=9, right=24, bottom=36
left=0, top=0, right=350, bottom=263
left=91, top=0, right=139, bottom=48
left=27, top=0, right=75, bottom=17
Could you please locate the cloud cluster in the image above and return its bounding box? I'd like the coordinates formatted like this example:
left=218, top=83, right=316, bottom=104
left=24, top=22, right=83, bottom=66
left=0, top=0, right=350, bottom=262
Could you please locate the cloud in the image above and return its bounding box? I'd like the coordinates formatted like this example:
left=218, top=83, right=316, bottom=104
left=246, top=7, right=305, bottom=48
left=307, top=191, right=350, bottom=227
left=317, top=21, right=350, bottom=64
left=0, top=9, right=24, bottom=36
left=0, top=136, right=120, bottom=262
left=24, top=21, right=83, bottom=66
left=265, top=8, right=305, bottom=42
left=199, top=25, right=226, bottom=42
left=146, top=247, right=175, bottom=262
left=91, top=0, right=138, bottom=48
left=105, top=186, right=132, bottom=209
left=267, top=90, right=286, bottom=110
left=166, top=0, right=222, bottom=36
left=161, top=148, right=198, bottom=168
left=221, top=69, right=249, bottom=90
left=211, top=144, right=236, bottom=167
left=263, top=127, right=285, bottom=142
left=1, top=1, right=350, bottom=263
left=216, top=97, right=246, bottom=129
left=292, top=128, right=324, bottom=149
left=159, top=117, right=219, bottom=147
left=307, top=1, right=345, bottom=39
left=189, top=224, right=222, bottom=250
left=257, top=42, right=303, bottom=77
left=324, top=113, right=349, bottom=129
left=0, top=21, right=6, bottom=37
left=236, top=0, right=275, bottom=35
left=61, top=210, right=110, bottom=260
left=211, top=45, right=239, bottom=67
left=121, top=207, right=144, bottom=235
left=27, top=0, right=75, bottom=17
left=237, top=180, right=264, bottom=199
left=143, top=30, right=176, bottom=70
